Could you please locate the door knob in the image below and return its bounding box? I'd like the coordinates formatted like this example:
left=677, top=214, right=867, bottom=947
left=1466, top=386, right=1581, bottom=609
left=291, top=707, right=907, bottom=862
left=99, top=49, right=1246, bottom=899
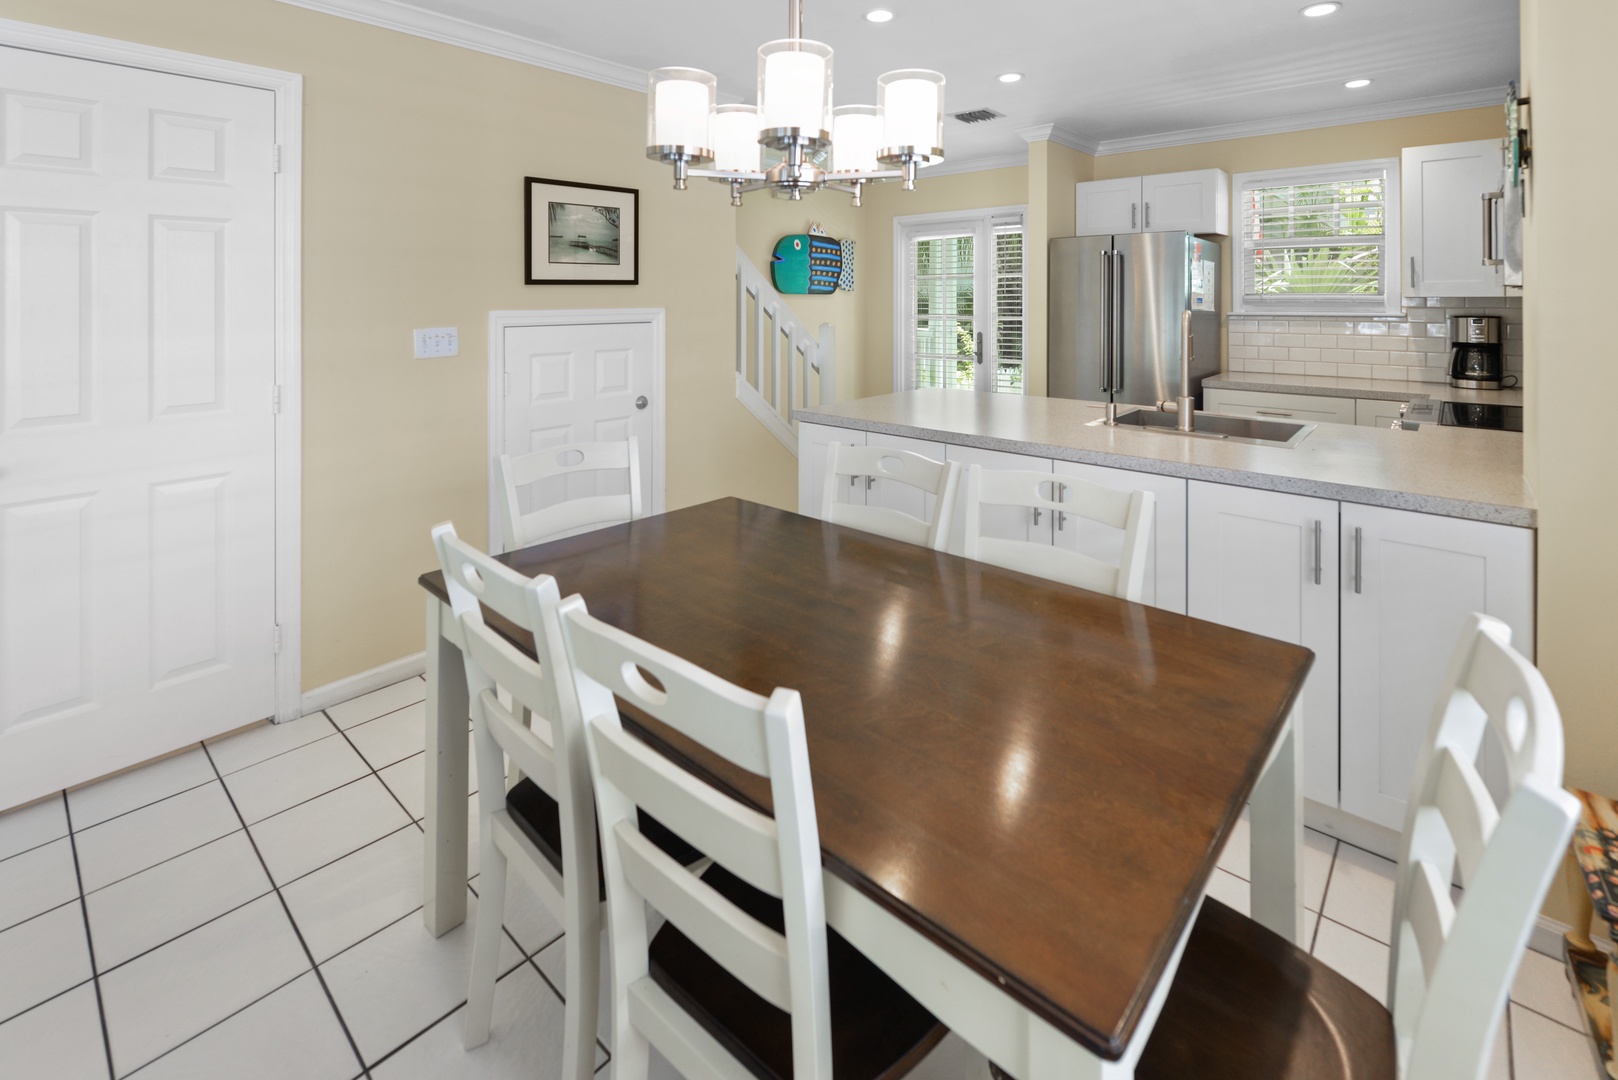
left=635, top=396, right=648, bottom=410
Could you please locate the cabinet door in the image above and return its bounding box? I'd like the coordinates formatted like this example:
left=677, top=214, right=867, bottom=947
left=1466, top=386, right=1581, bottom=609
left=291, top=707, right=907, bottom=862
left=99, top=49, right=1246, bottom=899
left=1075, top=177, right=1143, bottom=236
left=866, top=432, right=947, bottom=530
left=1140, top=169, right=1230, bottom=235
left=1355, top=398, right=1409, bottom=429
left=1188, top=482, right=1340, bottom=806
left=1051, top=462, right=1187, bottom=613
left=1203, top=388, right=1359, bottom=426
left=1339, top=504, right=1534, bottom=831
left=945, top=445, right=1053, bottom=557
left=1402, top=139, right=1506, bottom=298
left=797, top=423, right=865, bottom=518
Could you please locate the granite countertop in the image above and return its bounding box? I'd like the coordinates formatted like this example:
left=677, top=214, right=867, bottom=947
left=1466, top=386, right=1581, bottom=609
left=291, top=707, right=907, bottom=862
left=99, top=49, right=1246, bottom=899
left=794, top=390, right=1535, bottom=528
left=1205, top=370, right=1525, bottom=407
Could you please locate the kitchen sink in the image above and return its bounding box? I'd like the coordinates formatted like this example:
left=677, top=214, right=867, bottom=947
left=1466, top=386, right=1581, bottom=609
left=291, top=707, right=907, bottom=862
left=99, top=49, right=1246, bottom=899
left=1087, top=408, right=1315, bottom=448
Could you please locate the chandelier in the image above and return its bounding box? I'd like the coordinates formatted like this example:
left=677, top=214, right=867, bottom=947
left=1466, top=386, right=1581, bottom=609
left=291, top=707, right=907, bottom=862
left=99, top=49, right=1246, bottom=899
left=645, top=0, right=945, bottom=206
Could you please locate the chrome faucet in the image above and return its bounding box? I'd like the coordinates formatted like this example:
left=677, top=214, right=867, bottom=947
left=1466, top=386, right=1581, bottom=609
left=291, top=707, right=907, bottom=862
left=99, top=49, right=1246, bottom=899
left=1158, top=309, right=1195, bottom=432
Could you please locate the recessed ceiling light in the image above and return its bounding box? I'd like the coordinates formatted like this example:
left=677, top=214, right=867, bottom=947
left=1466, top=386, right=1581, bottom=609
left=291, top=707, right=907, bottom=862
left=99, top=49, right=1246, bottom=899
left=998, top=72, right=1023, bottom=83
left=1301, top=2, right=1341, bottom=15
left=1344, top=78, right=1372, bottom=89
left=865, top=9, right=894, bottom=21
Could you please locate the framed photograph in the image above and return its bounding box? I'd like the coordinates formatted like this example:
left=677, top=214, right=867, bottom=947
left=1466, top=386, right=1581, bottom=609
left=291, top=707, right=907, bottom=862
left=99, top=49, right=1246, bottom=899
left=524, top=176, right=639, bottom=285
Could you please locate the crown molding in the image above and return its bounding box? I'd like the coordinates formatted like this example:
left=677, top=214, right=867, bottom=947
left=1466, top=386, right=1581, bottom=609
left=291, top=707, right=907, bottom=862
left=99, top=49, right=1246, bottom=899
left=1016, top=123, right=1101, bottom=156
left=1091, top=87, right=1506, bottom=156
left=920, top=150, right=1029, bottom=178
left=272, top=0, right=648, bottom=91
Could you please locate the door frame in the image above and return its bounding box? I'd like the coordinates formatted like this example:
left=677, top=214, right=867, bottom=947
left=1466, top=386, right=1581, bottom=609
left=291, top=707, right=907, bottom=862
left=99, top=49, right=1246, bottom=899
left=0, top=18, right=305, bottom=722
left=487, top=309, right=667, bottom=553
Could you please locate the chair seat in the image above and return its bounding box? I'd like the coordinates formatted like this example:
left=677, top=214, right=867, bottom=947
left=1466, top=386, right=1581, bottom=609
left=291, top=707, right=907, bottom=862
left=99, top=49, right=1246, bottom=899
left=506, top=778, right=703, bottom=900
left=648, top=863, right=947, bottom=1080
left=1136, top=898, right=1396, bottom=1080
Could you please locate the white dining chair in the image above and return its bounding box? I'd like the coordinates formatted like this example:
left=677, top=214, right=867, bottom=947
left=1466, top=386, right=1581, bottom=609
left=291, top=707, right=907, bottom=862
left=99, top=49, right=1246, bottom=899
left=962, top=465, right=1155, bottom=601
left=559, top=595, right=947, bottom=1080
left=1136, top=612, right=1579, bottom=1080
left=821, top=441, right=962, bottom=551
left=497, top=437, right=642, bottom=550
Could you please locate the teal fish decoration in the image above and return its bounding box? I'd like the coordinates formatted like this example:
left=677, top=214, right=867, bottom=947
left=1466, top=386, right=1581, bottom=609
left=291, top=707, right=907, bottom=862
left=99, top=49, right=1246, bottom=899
left=771, top=234, right=843, bottom=295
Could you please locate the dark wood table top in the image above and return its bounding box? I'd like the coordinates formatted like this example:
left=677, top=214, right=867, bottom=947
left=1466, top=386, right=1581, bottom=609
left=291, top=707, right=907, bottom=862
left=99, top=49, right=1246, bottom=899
left=420, top=498, right=1312, bottom=1058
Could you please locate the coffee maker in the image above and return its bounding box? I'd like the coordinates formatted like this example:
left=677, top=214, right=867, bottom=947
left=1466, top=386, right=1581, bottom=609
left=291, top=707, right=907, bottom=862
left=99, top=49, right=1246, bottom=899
left=1449, top=316, right=1504, bottom=389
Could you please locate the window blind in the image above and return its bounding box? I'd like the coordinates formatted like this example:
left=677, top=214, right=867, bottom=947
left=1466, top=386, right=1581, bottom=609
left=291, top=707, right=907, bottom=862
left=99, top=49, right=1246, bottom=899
left=1235, top=159, right=1398, bottom=315
left=907, top=231, right=976, bottom=390
left=992, top=219, right=1024, bottom=394
left=900, top=210, right=1025, bottom=394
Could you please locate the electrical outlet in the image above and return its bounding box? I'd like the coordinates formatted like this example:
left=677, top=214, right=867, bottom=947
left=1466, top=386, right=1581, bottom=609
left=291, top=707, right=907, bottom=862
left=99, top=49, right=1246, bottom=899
left=413, top=327, right=458, bottom=358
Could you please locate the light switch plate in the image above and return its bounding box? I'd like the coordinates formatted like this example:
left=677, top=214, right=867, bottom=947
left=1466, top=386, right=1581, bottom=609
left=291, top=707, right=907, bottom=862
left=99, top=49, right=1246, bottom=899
left=413, top=327, right=458, bottom=358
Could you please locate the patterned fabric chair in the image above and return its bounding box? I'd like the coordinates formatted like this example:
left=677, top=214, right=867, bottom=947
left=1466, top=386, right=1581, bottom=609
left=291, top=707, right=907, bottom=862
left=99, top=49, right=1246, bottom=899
left=1567, top=788, right=1618, bottom=1078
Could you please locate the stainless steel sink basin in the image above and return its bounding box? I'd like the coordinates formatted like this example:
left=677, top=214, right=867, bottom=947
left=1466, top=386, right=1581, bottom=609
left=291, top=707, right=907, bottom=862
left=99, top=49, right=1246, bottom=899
left=1087, top=408, right=1315, bottom=448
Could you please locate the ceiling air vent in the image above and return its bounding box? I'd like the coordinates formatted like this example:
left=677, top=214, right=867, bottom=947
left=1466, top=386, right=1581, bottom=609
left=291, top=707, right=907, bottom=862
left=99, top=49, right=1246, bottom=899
left=950, top=108, right=1004, bottom=124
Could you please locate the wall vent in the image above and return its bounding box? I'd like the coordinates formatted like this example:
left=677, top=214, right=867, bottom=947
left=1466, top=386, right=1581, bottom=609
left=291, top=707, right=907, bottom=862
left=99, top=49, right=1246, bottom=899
left=950, top=108, right=1004, bottom=124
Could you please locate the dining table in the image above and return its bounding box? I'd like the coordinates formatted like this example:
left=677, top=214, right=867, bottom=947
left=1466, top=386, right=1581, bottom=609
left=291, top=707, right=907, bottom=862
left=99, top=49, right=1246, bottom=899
left=416, top=497, right=1311, bottom=1079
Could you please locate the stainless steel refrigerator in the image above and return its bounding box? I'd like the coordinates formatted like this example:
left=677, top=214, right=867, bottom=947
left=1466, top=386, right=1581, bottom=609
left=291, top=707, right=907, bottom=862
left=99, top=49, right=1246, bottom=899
left=1048, top=232, right=1221, bottom=408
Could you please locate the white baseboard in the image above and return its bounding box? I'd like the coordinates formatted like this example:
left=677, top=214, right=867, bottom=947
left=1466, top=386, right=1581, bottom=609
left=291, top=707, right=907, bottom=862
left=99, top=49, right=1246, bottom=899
left=1531, top=915, right=1573, bottom=959
left=297, top=651, right=426, bottom=718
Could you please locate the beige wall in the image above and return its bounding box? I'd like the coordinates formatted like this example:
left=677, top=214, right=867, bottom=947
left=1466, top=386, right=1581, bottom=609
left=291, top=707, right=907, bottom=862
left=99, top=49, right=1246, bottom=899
left=5, top=0, right=797, bottom=689
left=1519, top=0, right=1618, bottom=925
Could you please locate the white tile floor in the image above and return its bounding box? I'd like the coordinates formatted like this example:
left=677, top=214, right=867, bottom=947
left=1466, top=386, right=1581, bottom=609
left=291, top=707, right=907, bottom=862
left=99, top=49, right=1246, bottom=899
left=0, top=676, right=1599, bottom=1079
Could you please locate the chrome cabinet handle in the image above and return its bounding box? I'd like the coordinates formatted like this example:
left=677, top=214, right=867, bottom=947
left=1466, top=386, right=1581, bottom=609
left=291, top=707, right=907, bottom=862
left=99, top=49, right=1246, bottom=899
left=1256, top=409, right=1294, bottom=418
left=1112, top=252, right=1125, bottom=392
left=1032, top=507, right=1042, bottom=526
left=1312, top=520, right=1322, bottom=585
left=1410, top=255, right=1418, bottom=290
left=1144, top=201, right=1151, bottom=229
left=1353, top=526, right=1363, bottom=594
left=865, top=475, right=877, bottom=490
left=1055, top=483, right=1067, bottom=530
left=1131, top=203, right=1138, bottom=230
left=1482, top=191, right=1504, bottom=266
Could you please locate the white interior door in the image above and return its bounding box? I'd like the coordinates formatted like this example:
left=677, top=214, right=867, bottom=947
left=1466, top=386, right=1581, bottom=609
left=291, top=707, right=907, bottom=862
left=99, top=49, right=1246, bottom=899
left=0, top=47, right=279, bottom=808
left=499, top=318, right=661, bottom=548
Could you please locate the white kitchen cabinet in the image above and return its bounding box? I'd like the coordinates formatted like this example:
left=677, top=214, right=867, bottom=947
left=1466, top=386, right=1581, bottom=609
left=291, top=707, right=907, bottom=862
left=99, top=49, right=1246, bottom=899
left=944, top=444, right=1052, bottom=557
left=1204, top=387, right=1359, bottom=426
left=1187, top=482, right=1340, bottom=806
left=865, top=432, right=948, bottom=530
left=1402, top=139, right=1506, bottom=298
left=1075, top=170, right=1230, bottom=236
left=1051, top=462, right=1187, bottom=613
left=797, top=422, right=864, bottom=518
left=1355, top=398, right=1410, bottom=429
left=1338, top=503, right=1534, bottom=831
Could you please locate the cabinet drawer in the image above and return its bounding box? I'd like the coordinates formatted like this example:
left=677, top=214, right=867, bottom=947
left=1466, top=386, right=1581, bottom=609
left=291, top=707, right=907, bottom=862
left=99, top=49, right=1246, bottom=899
left=1204, top=388, right=1358, bottom=426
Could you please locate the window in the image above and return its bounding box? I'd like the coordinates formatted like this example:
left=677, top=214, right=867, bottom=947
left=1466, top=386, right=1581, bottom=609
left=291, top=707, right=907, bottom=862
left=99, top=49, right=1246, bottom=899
left=1232, top=159, right=1400, bottom=316
left=895, top=208, right=1025, bottom=393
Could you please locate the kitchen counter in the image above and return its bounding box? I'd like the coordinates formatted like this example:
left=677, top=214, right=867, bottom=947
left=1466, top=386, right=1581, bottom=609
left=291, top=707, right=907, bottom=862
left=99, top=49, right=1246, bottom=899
left=794, top=390, right=1535, bottom=528
left=1205, top=370, right=1524, bottom=408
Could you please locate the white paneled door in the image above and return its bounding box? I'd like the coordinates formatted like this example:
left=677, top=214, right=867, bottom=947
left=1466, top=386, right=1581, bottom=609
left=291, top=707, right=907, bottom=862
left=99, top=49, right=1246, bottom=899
left=498, top=318, right=660, bottom=549
left=0, top=47, right=279, bottom=808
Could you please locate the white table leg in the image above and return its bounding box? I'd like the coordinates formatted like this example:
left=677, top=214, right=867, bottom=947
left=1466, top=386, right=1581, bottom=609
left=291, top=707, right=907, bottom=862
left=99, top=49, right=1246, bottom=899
left=423, top=594, right=469, bottom=936
left=1249, top=701, right=1305, bottom=945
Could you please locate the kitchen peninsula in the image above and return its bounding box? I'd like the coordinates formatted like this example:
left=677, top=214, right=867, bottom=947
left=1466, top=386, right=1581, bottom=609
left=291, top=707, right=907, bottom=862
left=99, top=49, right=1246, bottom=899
left=794, top=388, right=1534, bottom=857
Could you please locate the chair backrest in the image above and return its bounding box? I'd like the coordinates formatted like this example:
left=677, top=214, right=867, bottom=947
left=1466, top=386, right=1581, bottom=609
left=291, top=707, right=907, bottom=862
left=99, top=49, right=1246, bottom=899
left=962, top=465, right=1155, bottom=601
left=820, top=441, right=961, bottom=551
left=430, top=522, right=596, bottom=897
left=497, top=437, right=643, bottom=550
left=560, top=596, right=831, bottom=1080
left=1389, top=613, right=1579, bottom=1080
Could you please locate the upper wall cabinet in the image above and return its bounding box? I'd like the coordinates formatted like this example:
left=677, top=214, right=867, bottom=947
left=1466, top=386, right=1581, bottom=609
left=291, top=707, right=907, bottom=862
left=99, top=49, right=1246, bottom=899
left=1075, top=169, right=1231, bottom=237
left=1401, top=139, right=1507, bottom=298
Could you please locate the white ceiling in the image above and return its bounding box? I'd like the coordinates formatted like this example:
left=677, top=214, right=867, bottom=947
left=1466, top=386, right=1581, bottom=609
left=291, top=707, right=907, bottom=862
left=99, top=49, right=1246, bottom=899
left=294, top=0, right=1519, bottom=164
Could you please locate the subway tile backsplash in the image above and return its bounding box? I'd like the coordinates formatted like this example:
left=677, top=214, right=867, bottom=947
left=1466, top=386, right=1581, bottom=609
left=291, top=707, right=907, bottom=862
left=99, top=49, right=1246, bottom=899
left=1224, top=296, right=1523, bottom=384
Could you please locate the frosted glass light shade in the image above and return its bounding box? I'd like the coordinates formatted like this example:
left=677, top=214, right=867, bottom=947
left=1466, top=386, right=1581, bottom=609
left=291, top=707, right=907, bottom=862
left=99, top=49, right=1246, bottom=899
left=758, top=39, right=833, bottom=136
left=831, top=105, right=883, bottom=174
left=878, top=69, right=945, bottom=159
left=711, top=104, right=762, bottom=173
left=647, top=67, right=716, bottom=157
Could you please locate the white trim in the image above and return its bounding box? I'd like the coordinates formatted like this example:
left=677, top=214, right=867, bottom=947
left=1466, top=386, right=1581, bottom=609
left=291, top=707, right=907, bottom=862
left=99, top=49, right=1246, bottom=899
left=486, top=309, right=667, bottom=555
left=1529, top=915, right=1573, bottom=960
left=1016, top=123, right=1101, bottom=156
left=0, top=18, right=305, bottom=725
left=1093, top=88, right=1505, bottom=156
left=920, top=151, right=1029, bottom=178
left=271, top=0, right=646, bottom=91
left=300, top=651, right=425, bottom=716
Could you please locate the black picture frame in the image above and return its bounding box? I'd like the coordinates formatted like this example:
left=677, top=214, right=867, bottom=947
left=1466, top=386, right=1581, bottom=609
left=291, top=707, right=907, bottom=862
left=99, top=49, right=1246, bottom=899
left=524, top=176, right=640, bottom=285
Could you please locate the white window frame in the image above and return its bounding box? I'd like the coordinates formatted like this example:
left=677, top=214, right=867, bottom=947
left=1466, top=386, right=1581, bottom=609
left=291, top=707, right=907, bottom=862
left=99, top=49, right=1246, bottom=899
left=891, top=205, right=1026, bottom=393
left=1231, top=158, right=1401, bottom=317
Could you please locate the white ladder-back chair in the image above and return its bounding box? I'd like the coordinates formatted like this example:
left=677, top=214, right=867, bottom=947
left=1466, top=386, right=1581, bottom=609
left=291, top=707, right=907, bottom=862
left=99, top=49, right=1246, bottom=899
left=821, top=441, right=962, bottom=551
left=497, top=437, right=642, bottom=550
left=962, top=465, right=1155, bottom=601
left=559, top=596, right=945, bottom=1080
left=1135, top=612, right=1579, bottom=1080
left=431, top=522, right=598, bottom=1079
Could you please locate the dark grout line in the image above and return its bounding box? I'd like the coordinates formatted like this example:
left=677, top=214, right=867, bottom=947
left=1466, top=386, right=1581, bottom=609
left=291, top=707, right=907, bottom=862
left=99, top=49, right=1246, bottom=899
left=1309, top=842, right=1339, bottom=954
left=76, top=815, right=242, bottom=899
left=362, top=955, right=532, bottom=1074
left=240, top=771, right=375, bottom=829
left=211, top=717, right=341, bottom=777
left=68, top=777, right=222, bottom=838
left=202, top=742, right=373, bottom=1080
left=328, top=710, right=431, bottom=835
left=0, top=975, right=94, bottom=1030
left=61, top=792, right=117, bottom=1080
left=0, top=893, right=80, bottom=938
left=1510, top=998, right=1589, bottom=1037
left=275, top=822, right=421, bottom=894
left=0, top=831, right=72, bottom=869
left=93, top=887, right=275, bottom=979
left=118, top=968, right=309, bottom=1078
left=1505, top=1001, right=1516, bottom=1080
left=328, top=691, right=428, bottom=736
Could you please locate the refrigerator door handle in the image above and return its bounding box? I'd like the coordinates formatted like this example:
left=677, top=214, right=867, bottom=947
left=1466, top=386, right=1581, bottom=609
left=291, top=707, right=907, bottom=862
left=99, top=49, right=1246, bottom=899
left=1112, top=251, right=1125, bottom=394
left=1099, top=249, right=1112, bottom=392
